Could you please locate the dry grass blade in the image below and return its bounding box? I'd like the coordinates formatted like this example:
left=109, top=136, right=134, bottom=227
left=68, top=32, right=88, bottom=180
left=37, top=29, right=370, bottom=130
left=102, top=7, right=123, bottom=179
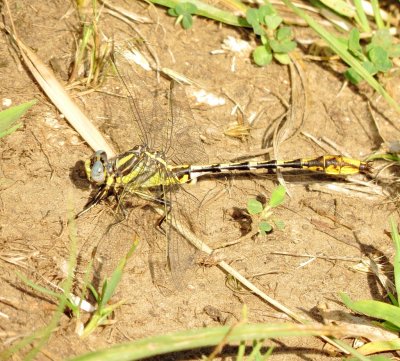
left=100, top=0, right=152, bottom=23
left=16, top=37, right=114, bottom=156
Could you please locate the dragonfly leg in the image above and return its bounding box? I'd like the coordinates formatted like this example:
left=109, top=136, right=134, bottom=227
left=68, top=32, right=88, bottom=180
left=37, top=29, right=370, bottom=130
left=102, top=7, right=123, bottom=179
left=75, top=185, right=110, bottom=218
left=154, top=194, right=172, bottom=235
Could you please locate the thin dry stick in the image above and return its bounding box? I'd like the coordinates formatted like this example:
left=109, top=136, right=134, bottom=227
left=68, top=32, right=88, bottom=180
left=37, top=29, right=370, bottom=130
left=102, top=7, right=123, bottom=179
left=301, top=131, right=338, bottom=154
left=109, top=10, right=161, bottom=75
left=289, top=54, right=308, bottom=140
left=100, top=0, right=152, bottom=23
left=272, top=251, right=362, bottom=262
left=321, top=136, right=351, bottom=157
left=367, top=101, right=389, bottom=145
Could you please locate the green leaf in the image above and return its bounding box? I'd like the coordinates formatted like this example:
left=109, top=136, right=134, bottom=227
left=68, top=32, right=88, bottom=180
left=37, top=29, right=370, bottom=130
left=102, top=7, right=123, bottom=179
left=182, top=15, right=193, bottom=29
left=246, top=8, right=259, bottom=26
left=319, top=0, right=355, bottom=17
left=253, top=45, right=272, bottom=66
left=253, top=22, right=265, bottom=36
left=260, top=35, right=268, bottom=45
left=347, top=28, right=363, bottom=59
left=274, top=219, right=285, bottom=230
left=99, top=239, right=139, bottom=308
left=264, top=14, right=282, bottom=30
left=174, top=2, right=197, bottom=16
left=259, top=4, right=276, bottom=17
left=269, top=39, right=296, bottom=53
left=381, top=320, right=400, bottom=332
left=246, top=8, right=266, bottom=36
left=167, top=8, right=178, bottom=16
left=274, top=53, right=291, bottom=65
left=0, top=100, right=36, bottom=138
left=356, top=338, right=400, bottom=357
left=340, top=293, right=400, bottom=329
left=168, top=2, right=197, bottom=28
left=268, top=185, right=286, bottom=208
left=345, top=60, right=377, bottom=84
left=368, top=46, right=392, bottom=72
left=362, top=60, right=378, bottom=75
left=247, top=199, right=263, bottom=215
left=368, top=29, right=393, bottom=52
left=345, top=67, right=362, bottom=84
left=276, top=26, right=292, bottom=41
left=390, top=217, right=400, bottom=304
left=259, top=221, right=272, bottom=233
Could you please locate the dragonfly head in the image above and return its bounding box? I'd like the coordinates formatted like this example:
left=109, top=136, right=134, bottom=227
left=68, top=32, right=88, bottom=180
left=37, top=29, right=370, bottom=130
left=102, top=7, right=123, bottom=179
left=85, top=150, right=109, bottom=184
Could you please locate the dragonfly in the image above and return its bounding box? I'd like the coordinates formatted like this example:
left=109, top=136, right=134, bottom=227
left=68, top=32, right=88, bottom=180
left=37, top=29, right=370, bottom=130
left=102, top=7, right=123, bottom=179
left=78, top=59, right=371, bottom=289
left=78, top=152, right=371, bottom=218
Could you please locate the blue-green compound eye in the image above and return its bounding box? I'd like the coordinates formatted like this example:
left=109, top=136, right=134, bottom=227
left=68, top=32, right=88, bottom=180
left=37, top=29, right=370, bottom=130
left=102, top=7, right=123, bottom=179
left=91, top=160, right=105, bottom=183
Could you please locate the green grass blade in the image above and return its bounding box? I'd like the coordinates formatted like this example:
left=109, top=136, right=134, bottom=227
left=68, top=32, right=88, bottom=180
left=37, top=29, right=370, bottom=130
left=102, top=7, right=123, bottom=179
left=390, top=217, right=400, bottom=304
left=356, top=338, right=400, bottom=355
left=353, top=0, right=371, bottom=32
left=332, top=338, right=383, bottom=361
left=268, top=185, right=286, bottom=208
left=68, top=323, right=352, bottom=361
left=280, top=0, right=400, bottom=114
left=15, top=271, right=62, bottom=299
left=371, top=0, right=385, bottom=29
left=340, top=293, right=400, bottom=329
left=0, top=99, right=36, bottom=138
left=247, top=339, right=265, bottom=361
left=100, top=238, right=139, bottom=308
left=236, top=339, right=246, bottom=361
left=149, top=0, right=250, bottom=27
left=319, top=0, right=355, bottom=18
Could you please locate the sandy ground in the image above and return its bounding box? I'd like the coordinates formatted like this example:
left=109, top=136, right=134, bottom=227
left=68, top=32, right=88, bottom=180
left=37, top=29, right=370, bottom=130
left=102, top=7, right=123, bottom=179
left=1, top=1, right=399, bottom=360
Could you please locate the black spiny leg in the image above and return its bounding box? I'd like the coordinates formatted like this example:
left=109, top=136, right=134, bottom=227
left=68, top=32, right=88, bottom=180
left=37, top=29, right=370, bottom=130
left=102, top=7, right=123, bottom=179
left=115, top=192, right=129, bottom=220
left=155, top=193, right=172, bottom=235
left=75, top=185, right=110, bottom=218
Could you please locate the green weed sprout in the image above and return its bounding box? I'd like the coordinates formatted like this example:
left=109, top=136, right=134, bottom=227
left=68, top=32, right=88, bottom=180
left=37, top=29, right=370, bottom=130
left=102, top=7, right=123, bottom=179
left=11, top=237, right=138, bottom=339
left=81, top=238, right=139, bottom=337
left=247, top=185, right=286, bottom=235
left=345, top=28, right=400, bottom=84
left=246, top=3, right=296, bottom=66
left=168, top=2, right=198, bottom=29
left=0, top=100, right=36, bottom=139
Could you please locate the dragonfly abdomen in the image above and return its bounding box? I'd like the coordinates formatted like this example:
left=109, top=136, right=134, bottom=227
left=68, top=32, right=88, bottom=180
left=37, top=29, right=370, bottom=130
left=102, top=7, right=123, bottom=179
left=171, top=155, right=371, bottom=184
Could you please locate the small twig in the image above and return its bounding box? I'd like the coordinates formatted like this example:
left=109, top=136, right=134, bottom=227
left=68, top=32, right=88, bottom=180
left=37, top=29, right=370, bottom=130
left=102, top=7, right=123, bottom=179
left=272, top=251, right=362, bottom=263
left=301, top=131, right=338, bottom=154
left=320, top=136, right=351, bottom=157
left=367, top=101, right=388, bottom=145
left=29, top=130, right=54, bottom=180
left=100, top=0, right=152, bottom=23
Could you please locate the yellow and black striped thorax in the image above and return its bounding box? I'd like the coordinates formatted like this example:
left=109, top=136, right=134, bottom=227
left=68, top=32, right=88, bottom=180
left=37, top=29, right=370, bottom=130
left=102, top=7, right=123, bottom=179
left=84, top=145, right=186, bottom=191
